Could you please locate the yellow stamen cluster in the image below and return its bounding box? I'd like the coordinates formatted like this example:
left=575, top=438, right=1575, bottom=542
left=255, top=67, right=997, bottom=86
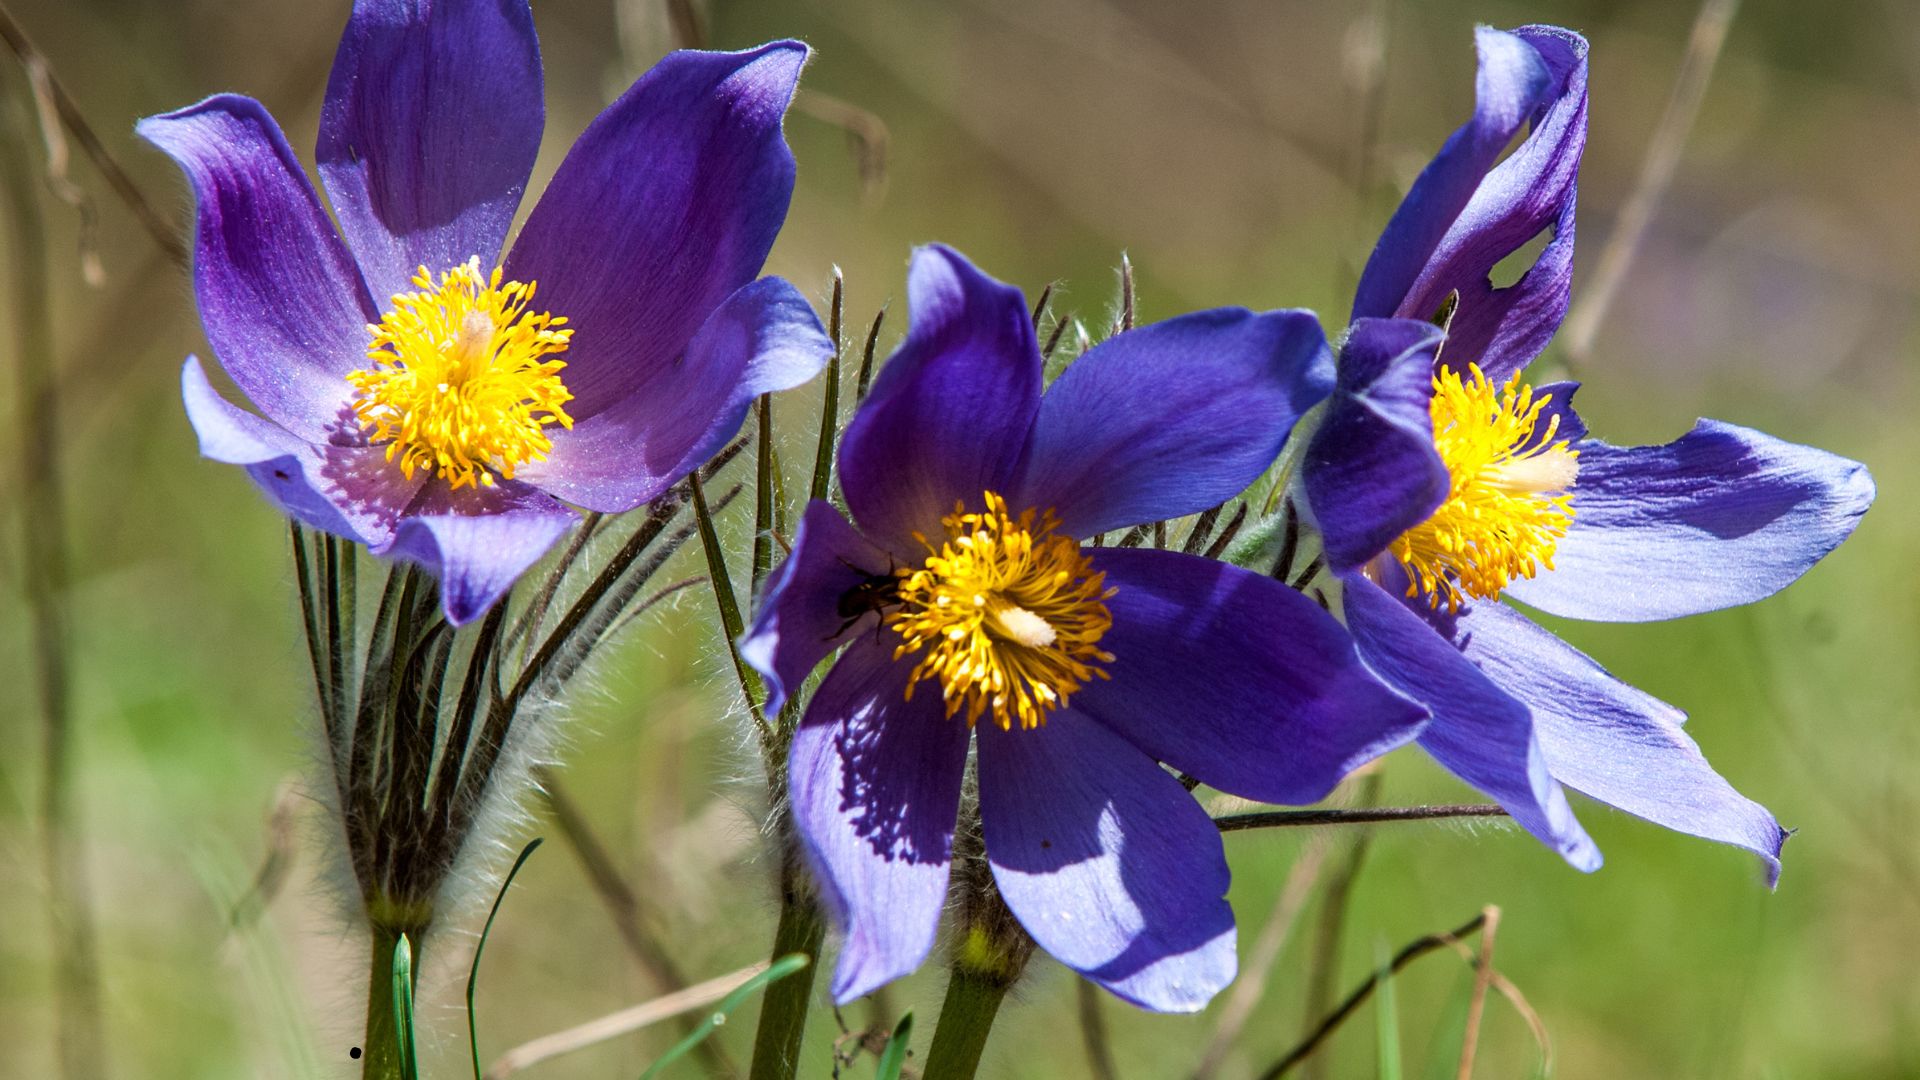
left=1391, top=364, right=1580, bottom=611
left=888, top=492, right=1116, bottom=731
left=346, top=258, right=574, bottom=490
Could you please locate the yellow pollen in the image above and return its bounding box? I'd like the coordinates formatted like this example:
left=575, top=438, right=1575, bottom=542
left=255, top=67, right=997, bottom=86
left=346, top=258, right=574, bottom=490
left=888, top=492, right=1116, bottom=731
left=1391, top=364, right=1580, bottom=612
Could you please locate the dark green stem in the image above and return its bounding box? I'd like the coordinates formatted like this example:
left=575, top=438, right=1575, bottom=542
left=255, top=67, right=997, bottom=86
left=923, top=962, right=1015, bottom=1080
left=746, top=868, right=826, bottom=1080
left=362, top=924, right=415, bottom=1080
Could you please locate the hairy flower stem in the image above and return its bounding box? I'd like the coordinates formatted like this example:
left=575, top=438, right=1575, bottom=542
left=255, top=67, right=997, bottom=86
left=922, top=960, right=1017, bottom=1080
left=925, top=816, right=1033, bottom=1080
left=362, top=923, right=418, bottom=1080
left=746, top=867, right=826, bottom=1080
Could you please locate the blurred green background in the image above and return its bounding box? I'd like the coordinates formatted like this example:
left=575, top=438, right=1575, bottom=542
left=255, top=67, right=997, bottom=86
left=0, top=0, right=1913, bottom=1076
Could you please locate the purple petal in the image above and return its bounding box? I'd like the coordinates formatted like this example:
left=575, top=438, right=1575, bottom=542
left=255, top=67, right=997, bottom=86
left=1414, top=27, right=1587, bottom=380
left=837, top=246, right=1041, bottom=551
left=519, top=276, right=831, bottom=512
left=1073, top=548, right=1425, bottom=804
left=976, top=717, right=1235, bottom=1013
left=139, top=96, right=376, bottom=441
left=504, top=42, right=807, bottom=419
left=1351, top=26, right=1551, bottom=326
left=1505, top=419, right=1875, bottom=622
left=1342, top=571, right=1598, bottom=870
left=1303, top=318, right=1448, bottom=572
left=183, top=357, right=422, bottom=545
left=1453, top=599, right=1787, bottom=883
left=317, top=0, right=545, bottom=304
left=740, top=499, right=896, bottom=713
left=1520, top=380, right=1586, bottom=451
left=790, top=641, right=971, bottom=1003
left=381, top=481, right=577, bottom=625
left=1014, top=308, right=1333, bottom=538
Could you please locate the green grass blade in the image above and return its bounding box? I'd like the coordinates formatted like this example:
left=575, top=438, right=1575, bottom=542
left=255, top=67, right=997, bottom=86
left=638, top=952, right=811, bottom=1079
left=468, top=837, right=544, bottom=1079
left=874, top=1010, right=914, bottom=1080
left=392, top=933, right=420, bottom=1080
left=1375, top=940, right=1403, bottom=1080
left=810, top=270, right=844, bottom=503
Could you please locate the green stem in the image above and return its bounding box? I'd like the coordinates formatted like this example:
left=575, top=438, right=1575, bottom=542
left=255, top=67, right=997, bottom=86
left=746, top=873, right=826, bottom=1080
left=362, top=924, right=417, bottom=1080
left=923, top=962, right=1015, bottom=1080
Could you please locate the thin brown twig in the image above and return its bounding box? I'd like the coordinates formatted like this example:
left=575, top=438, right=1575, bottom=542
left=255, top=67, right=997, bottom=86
left=1213, top=804, right=1507, bottom=832
left=1255, top=911, right=1491, bottom=1080
left=1562, top=0, right=1740, bottom=366
left=0, top=3, right=188, bottom=269
left=484, top=960, right=770, bottom=1078
left=1193, top=836, right=1332, bottom=1080
left=1455, top=905, right=1501, bottom=1080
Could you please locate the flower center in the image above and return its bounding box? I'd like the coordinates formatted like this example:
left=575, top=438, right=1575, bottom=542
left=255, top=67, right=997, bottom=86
left=346, top=258, right=574, bottom=490
left=1390, top=364, right=1580, bottom=611
left=888, top=492, right=1116, bottom=731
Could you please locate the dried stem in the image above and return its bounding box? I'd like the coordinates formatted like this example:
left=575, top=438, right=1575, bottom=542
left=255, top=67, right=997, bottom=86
left=1455, top=904, right=1502, bottom=1080
left=485, top=961, right=772, bottom=1078
left=1296, top=773, right=1382, bottom=1080
left=1562, top=0, right=1740, bottom=366
left=0, top=3, right=188, bottom=268
left=2, top=61, right=105, bottom=1080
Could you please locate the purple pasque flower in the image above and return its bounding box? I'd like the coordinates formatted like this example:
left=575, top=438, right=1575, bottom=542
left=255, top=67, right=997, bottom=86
left=140, top=1, right=831, bottom=625
left=742, top=245, right=1425, bottom=1012
left=1291, top=25, right=1874, bottom=880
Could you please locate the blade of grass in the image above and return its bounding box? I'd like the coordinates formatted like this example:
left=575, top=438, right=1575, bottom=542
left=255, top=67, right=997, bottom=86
left=1455, top=906, right=1500, bottom=1080
left=468, top=838, right=544, bottom=1080
left=875, top=1011, right=914, bottom=1080
left=690, top=471, right=766, bottom=731
left=810, top=270, right=844, bottom=503
left=393, top=934, right=420, bottom=1080
left=639, top=953, right=811, bottom=1079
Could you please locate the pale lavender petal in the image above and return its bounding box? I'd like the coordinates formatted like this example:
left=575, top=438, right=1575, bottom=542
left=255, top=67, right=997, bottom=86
left=791, top=641, right=971, bottom=1003
left=1506, top=420, right=1875, bottom=622
left=1454, top=599, right=1787, bottom=883
left=977, top=716, right=1235, bottom=1012
left=1343, top=571, right=1598, bottom=870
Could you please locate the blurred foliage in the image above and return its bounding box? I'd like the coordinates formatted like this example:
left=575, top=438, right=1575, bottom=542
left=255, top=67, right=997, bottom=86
left=0, top=0, right=1915, bottom=1077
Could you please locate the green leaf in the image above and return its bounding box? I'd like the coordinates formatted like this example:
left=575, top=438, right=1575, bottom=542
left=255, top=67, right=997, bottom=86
left=874, top=1010, right=914, bottom=1080
left=392, top=933, right=420, bottom=1080
left=637, top=953, right=812, bottom=1079
left=1375, top=940, right=1403, bottom=1080
left=468, top=837, right=544, bottom=1080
